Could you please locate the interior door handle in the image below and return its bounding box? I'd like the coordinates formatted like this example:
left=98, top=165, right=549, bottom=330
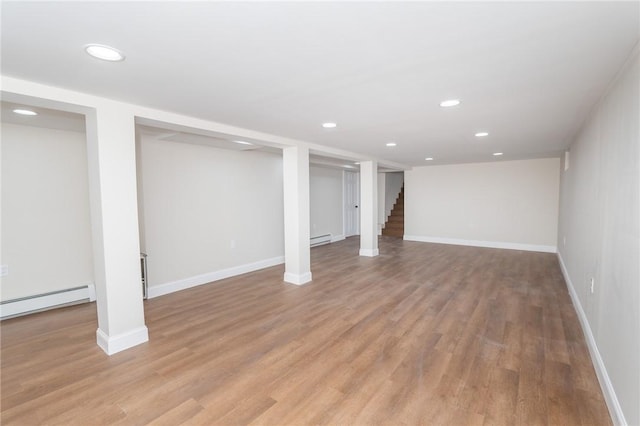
left=355, top=205, right=358, bottom=208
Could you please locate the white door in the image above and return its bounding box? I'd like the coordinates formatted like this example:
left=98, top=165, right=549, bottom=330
left=344, top=171, right=360, bottom=236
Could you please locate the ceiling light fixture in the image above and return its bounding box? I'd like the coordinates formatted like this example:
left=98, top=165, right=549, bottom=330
left=386, top=142, right=397, bottom=147
left=493, top=152, right=503, bottom=156
left=425, top=157, right=434, bottom=161
left=440, top=99, right=461, bottom=108
left=85, top=44, right=125, bottom=61
left=475, top=132, right=489, bottom=137
left=12, top=108, right=38, bottom=116
left=233, top=140, right=253, bottom=145
left=322, top=122, right=337, bottom=128
left=354, top=162, right=360, bottom=165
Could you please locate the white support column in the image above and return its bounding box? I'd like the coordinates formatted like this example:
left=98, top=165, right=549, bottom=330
left=282, top=146, right=312, bottom=285
left=377, top=172, right=386, bottom=235
left=86, top=104, right=148, bottom=355
left=360, top=160, right=379, bottom=257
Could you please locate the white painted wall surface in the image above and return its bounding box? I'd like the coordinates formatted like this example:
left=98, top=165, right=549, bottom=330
left=405, top=158, right=560, bottom=250
left=558, top=47, right=639, bottom=426
left=309, top=166, right=343, bottom=239
left=139, top=136, right=284, bottom=289
left=384, top=172, right=404, bottom=221
left=1, top=123, right=94, bottom=301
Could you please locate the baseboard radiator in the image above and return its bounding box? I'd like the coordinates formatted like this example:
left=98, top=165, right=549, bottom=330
left=141, top=252, right=148, bottom=300
left=0, top=283, right=96, bottom=320
left=310, top=234, right=332, bottom=247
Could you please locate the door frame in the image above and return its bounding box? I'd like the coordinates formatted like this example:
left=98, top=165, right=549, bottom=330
left=343, top=170, right=360, bottom=237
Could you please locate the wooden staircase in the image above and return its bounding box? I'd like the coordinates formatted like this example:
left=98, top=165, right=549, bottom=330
left=382, top=187, right=404, bottom=237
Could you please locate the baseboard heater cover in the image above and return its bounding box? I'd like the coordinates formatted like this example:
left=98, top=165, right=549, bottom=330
left=0, top=283, right=96, bottom=320
left=310, top=234, right=332, bottom=247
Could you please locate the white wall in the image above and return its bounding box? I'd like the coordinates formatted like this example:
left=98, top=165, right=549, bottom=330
left=384, top=172, right=404, bottom=220
left=139, top=136, right=285, bottom=292
left=309, top=166, right=343, bottom=240
left=558, top=46, right=639, bottom=426
left=1, top=123, right=94, bottom=301
left=405, top=158, right=560, bottom=251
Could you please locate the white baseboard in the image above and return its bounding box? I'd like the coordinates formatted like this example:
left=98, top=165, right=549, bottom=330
left=147, top=256, right=285, bottom=299
left=0, top=283, right=96, bottom=320
left=331, top=234, right=346, bottom=243
left=403, top=235, right=557, bottom=253
left=96, top=326, right=149, bottom=356
left=283, top=271, right=313, bottom=285
left=359, top=248, right=379, bottom=257
left=557, top=253, right=626, bottom=425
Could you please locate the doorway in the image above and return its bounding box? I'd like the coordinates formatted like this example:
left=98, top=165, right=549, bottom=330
left=343, top=171, right=360, bottom=237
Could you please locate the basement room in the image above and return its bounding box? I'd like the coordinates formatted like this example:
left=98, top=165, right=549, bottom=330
left=1, top=2, right=638, bottom=425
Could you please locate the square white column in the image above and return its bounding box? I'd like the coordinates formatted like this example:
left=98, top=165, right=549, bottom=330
left=359, top=160, right=379, bottom=257
left=377, top=172, right=386, bottom=235
left=282, top=146, right=312, bottom=285
left=86, top=105, right=148, bottom=355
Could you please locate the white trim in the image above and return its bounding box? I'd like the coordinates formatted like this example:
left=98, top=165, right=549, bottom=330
left=557, top=253, right=626, bottom=426
left=0, top=283, right=96, bottom=319
left=96, top=326, right=149, bottom=356
left=331, top=234, right=346, bottom=243
left=283, top=271, right=313, bottom=285
left=359, top=248, right=380, bottom=257
left=147, top=256, right=285, bottom=299
left=403, top=235, right=557, bottom=253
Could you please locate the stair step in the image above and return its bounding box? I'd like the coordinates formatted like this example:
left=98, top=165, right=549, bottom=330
left=383, top=185, right=404, bottom=237
left=382, top=229, right=403, bottom=237
left=385, top=222, right=404, bottom=230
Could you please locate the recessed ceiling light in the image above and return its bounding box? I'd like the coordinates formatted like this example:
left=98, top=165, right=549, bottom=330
left=85, top=44, right=125, bottom=61
left=354, top=162, right=360, bottom=165
left=12, top=108, right=38, bottom=116
left=386, top=142, right=397, bottom=147
left=322, top=122, right=337, bottom=128
left=425, top=157, right=434, bottom=161
left=440, top=99, right=461, bottom=108
left=233, top=140, right=253, bottom=145
left=475, top=132, right=489, bottom=137
left=493, top=152, right=503, bottom=156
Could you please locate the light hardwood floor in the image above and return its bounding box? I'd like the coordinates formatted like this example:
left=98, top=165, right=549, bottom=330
left=1, top=237, right=611, bottom=425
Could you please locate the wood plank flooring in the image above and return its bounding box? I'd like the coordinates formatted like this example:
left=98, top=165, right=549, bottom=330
left=1, top=237, right=611, bottom=425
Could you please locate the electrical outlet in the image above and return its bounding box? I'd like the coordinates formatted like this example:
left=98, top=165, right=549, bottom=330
left=0, top=265, right=8, bottom=277
left=230, top=239, right=236, bottom=249
left=590, top=277, right=595, bottom=294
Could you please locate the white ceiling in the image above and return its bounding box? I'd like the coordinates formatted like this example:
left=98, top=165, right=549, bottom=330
left=2, top=2, right=638, bottom=166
